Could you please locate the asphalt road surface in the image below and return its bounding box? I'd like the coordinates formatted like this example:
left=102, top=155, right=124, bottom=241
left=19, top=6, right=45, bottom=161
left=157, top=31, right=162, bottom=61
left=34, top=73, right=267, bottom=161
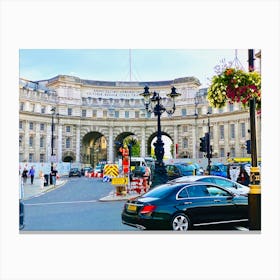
left=21, top=176, right=248, bottom=232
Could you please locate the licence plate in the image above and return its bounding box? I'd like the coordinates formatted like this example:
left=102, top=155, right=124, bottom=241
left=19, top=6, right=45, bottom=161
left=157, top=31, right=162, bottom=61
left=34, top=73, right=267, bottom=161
left=127, top=204, right=137, bottom=212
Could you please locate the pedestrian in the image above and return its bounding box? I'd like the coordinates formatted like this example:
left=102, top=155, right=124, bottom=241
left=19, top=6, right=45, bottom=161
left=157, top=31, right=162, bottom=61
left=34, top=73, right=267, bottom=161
left=51, top=167, right=58, bottom=186
left=28, top=166, right=35, bottom=184
left=21, top=168, right=28, bottom=184
left=39, top=170, right=45, bottom=189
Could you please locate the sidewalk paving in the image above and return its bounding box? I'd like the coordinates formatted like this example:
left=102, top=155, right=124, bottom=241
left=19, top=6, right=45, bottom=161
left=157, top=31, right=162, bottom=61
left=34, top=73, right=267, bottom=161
left=20, top=177, right=67, bottom=200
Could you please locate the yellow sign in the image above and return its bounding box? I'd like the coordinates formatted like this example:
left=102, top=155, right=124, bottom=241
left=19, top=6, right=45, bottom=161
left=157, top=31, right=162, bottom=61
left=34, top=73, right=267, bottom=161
left=103, top=164, right=119, bottom=177
left=112, top=177, right=128, bottom=185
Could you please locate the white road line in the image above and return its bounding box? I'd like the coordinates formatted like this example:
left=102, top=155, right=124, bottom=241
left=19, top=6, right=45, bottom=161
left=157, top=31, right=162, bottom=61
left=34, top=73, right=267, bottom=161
left=25, top=200, right=98, bottom=206
left=235, top=226, right=249, bottom=231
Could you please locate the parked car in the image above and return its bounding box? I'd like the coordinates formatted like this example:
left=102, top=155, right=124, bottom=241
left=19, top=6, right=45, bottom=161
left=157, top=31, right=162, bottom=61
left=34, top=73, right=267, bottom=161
left=168, top=175, right=249, bottom=196
left=69, top=168, right=81, bottom=177
left=94, top=164, right=105, bottom=174
left=81, top=166, right=93, bottom=176
left=165, top=163, right=200, bottom=180
left=122, top=182, right=248, bottom=231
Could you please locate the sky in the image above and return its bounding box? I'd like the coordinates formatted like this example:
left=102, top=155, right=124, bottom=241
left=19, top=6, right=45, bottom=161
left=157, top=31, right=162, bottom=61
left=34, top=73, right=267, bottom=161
left=19, top=49, right=249, bottom=88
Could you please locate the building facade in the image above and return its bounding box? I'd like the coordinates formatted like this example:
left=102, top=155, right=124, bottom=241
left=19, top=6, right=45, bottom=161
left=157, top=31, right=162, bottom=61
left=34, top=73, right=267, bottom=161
left=19, top=73, right=261, bottom=167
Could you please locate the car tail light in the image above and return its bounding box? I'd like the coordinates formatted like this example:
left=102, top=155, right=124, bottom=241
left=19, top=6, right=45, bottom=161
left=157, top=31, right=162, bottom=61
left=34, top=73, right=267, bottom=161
left=140, top=205, right=157, bottom=214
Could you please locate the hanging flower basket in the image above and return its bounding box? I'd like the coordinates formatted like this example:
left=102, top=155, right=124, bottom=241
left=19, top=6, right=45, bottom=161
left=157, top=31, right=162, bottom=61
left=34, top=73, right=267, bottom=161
left=207, top=68, right=261, bottom=112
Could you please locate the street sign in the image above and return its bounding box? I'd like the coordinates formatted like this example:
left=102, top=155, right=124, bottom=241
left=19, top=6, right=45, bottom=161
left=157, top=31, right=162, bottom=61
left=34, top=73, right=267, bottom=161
left=112, top=177, right=128, bottom=185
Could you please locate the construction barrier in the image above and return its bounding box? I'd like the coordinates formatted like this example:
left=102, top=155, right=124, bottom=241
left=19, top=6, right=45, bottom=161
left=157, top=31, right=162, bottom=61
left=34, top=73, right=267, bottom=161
left=103, top=164, right=119, bottom=178
left=128, top=177, right=149, bottom=195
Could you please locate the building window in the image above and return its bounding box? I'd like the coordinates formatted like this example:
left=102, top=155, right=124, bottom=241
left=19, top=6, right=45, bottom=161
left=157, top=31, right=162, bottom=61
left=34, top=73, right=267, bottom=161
left=135, top=111, right=140, bottom=118
left=66, top=137, right=71, bottom=149
left=183, top=138, right=188, bottom=149
left=92, top=110, right=97, bottom=118
left=125, top=111, right=129, bottom=118
left=220, top=148, right=225, bottom=157
left=181, top=108, right=187, bottom=116
left=19, top=135, right=23, bottom=147
left=20, top=102, right=24, bottom=111
left=183, top=125, right=188, bottom=133
left=40, top=136, right=44, bottom=148
left=29, top=153, right=34, bottom=162
left=230, top=147, right=236, bottom=157
left=115, top=111, right=119, bottom=118
left=41, top=106, right=46, bottom=114
left=19, top=121, right=23, bottom=129
left=31, top=104, right=35, bottom=112
left=29, top=136, right=33, bottom=147
left=19, top=153, right=24, bottom=162
left=230, top=124, right=235, bottom=139
left=40, top=123, right=45, bottom=131
left=229, top=104, right=234, bottom=112
left=241, top=123, right=246, bottom=138
left=103, top=110, right=107, bottom=118
left=40, top=154, right=45, bottom=162
left=218, top=108, right=223, bottom=114
left=82, top=109, right=86, bottom=117
left=68, top=108, right=72, bottom=116
left=29, top=122, right=34, bottom=130
left=66, top=126, right=71, bottom=133
left=207, top=107, right=212, bottom=114
left=219, top=125, right=224, bottom=140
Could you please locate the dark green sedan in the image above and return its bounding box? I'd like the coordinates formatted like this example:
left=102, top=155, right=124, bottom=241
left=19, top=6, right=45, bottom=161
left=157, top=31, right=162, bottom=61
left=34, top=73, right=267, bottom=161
left=122, top=182, right=248, bottom=231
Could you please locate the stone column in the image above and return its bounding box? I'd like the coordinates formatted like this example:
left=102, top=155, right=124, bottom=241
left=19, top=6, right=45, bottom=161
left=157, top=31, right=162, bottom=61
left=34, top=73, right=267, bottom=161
left=46, top=123, right=52, bottom=162
left=24, top=120, right=29, bottom=161
left=57, top=124, right=63, bottom=162
left=108, top=126, right=114, bottom=163
left=76, top=125, right=80, bottom=163
left=174, top=124, right=179, bottom=159
left=141, top=126, right=146, bottom=157
left=35, top=122, right=40, bottom=162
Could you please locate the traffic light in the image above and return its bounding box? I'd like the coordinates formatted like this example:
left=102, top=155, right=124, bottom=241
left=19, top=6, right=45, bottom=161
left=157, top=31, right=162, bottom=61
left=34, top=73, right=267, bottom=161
left=205, top=132, right=210, bottom=155
left=199, top=136, right=206, bottom=152
left=246, top=140, right=251, bottom=154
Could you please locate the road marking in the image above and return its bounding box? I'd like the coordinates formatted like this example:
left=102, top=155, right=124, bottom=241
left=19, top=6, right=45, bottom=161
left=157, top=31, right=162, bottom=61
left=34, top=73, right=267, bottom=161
left=235, top=226, right=249, bottom=231
left=25, top=200, right=98, bottom=206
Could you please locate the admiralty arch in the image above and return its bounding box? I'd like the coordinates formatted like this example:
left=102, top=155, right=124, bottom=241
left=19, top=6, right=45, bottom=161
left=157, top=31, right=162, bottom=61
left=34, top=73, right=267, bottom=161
left=19, top=74, right=261, bottom=166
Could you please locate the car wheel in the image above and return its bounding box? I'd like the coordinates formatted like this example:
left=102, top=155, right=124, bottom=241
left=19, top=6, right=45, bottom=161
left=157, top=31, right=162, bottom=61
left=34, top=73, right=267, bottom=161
left=171, top=213, right=190, bottom=231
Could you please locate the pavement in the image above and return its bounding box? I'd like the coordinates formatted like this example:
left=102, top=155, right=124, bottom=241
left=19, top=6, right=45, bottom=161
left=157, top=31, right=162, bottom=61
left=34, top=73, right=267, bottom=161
left=20, top=177, right=67, bottom=200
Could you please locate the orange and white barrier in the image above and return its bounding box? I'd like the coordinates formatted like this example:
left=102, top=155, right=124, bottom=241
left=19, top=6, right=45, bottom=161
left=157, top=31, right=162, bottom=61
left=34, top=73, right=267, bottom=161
left=128, top=177, right=149, bottom=194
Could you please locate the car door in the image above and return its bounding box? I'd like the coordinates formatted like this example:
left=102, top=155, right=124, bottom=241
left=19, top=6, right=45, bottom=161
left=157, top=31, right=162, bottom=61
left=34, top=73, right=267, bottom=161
left=205, top=185, right=237, bottom=222
left=176, top=184, right=215, bottom=225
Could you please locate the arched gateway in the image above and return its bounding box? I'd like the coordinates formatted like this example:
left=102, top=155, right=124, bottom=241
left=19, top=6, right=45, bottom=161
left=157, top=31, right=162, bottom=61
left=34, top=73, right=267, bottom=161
left=19, top=74, right=260, bottom=165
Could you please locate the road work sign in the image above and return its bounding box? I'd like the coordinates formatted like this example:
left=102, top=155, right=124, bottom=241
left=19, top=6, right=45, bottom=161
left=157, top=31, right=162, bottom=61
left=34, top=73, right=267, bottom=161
left=112, top=177, right=128, bottom=185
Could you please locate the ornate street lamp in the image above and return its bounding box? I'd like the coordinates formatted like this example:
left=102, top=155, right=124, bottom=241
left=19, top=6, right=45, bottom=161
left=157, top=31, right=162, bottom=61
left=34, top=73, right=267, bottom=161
left=140, top=86, right=181, bottom=187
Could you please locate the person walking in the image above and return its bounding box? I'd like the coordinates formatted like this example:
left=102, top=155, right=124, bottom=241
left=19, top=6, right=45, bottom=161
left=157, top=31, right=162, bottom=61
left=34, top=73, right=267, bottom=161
left=28, top=166, right=35, bottom=184
left=51, top=167, right=58, bottom=186
left=39, top=170, right=45, bottom=189
left=21, top=168, right=28, bottom=184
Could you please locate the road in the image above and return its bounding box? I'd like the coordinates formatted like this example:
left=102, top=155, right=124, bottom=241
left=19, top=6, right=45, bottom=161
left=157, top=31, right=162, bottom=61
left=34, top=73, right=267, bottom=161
left=22, top=177, right=138, bottom=231
left=22, top=176, right=248, bottom=232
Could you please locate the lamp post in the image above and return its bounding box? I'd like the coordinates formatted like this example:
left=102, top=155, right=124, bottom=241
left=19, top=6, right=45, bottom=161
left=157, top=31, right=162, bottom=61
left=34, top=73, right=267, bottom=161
left=248, top=49, right=261, bottom=230
left=140, top=86, right=181, bottom=187
left=50, top=106, right=56, bottom=172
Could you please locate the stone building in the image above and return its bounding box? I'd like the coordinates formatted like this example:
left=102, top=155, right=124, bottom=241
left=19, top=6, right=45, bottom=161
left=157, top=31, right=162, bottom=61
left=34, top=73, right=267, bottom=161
left=19, top=73, right=261, bottom=167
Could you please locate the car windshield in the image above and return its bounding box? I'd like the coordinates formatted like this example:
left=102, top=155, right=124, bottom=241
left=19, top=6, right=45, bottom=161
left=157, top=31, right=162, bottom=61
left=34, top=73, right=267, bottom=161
left=141, top=184, right=175, bottom=198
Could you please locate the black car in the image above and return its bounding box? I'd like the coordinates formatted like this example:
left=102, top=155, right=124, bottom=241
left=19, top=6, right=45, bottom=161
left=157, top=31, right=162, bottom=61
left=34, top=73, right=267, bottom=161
left=69, top=168, right=81, bottom=177
left=122, top=182, right=248, bottom=231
